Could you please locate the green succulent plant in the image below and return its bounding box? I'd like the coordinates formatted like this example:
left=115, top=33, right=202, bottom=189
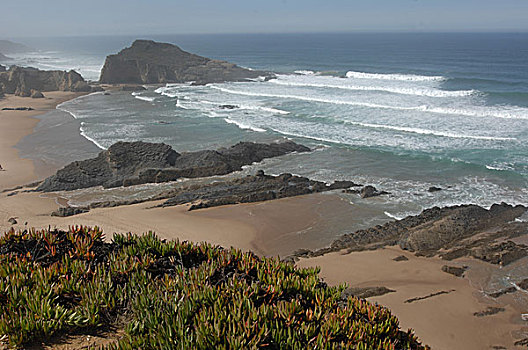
left=0, top=226, right=427, bottom=349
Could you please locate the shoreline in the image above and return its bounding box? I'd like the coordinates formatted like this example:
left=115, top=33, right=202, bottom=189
left=0, top=92, right=89, bottom=190
left=1, top=91, right=527, bottom=348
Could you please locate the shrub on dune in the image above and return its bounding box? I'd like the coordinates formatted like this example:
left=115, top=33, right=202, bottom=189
left=0, top=226, right=426, bottom=349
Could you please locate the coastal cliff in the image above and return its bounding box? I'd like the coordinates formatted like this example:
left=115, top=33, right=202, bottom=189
left=0, top=66, right=94, bottom=97
left=99, top=40, right=272, bottom=84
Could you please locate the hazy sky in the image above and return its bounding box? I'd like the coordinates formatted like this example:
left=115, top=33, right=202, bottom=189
left=3, top=0, right=528, bottom=37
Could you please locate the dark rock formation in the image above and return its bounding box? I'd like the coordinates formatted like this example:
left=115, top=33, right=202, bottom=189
left=157, top=172, right=354, bottom=210
left=1, top=107, right=34, bottom=111
left=473, top=307, right=505, bottom=317
left=428, top=186, right=442, bottom=192
left=488, top=286, right=517, bottom=298
left=49, top=171, right=356, bottom=216
left=290, top=203, right=528, bottom=266
left=99, top=40, right=272, bottom=85
left=219, top=104, right=238, bottom=109
left=0, top=66, right=96, bottom=97
left=51, top=207, right=89, bottom=217
left=38, top=141, right=310, bottom=192
left=0, top=64, right=6, bottom=72
left=441, top=265, right=467, bottom=277
left=360, top=185, right=389, bottom=198
left=38, top=141, right=179, bottom=192
left=392, top=255, right=409, bottom=262
left=518, top=278, right=528, bottom=291
left=30, top=89, right=44, bottom=98
left=341, top=286, right=395, bottom=299
left=404, top=290, right=454, bottom=303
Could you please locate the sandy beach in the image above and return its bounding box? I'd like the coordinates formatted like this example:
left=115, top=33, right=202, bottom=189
left=1, top=92, right=527, bottom=349
left=0, top=92, right=87, bottom=190
left=297, top=247, right=528, bottom=350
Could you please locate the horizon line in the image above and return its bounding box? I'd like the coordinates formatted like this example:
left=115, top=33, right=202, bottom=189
left=6, top=30, right=528, bottom=40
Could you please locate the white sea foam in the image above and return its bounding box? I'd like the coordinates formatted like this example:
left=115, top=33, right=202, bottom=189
left=223, top=118, right=266, bottom=132
left=267, top=127, right=341, bottom=144
left=384, top=211, right=404, bottom=220
left=79, top=122, right=106, bottom=150
left=346, top=70, right=445, bottom=82
left=209, top=85, right=528, bottom=120
left=347, top=122, right=517, bottom=141
left=185, top=99, right=289, bottom=115
left=154, top=86, right=178, bottom=98
left=421, top=105, right=528, bottom=120
left=133, top=95, right=156, bottom=102
left=294, top=70, right=316, bottom=75
left=176, top=100, right=190, bottom=109
left=269, top=76, right=476, bottom=97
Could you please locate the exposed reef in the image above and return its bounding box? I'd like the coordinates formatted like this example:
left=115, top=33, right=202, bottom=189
left=156, top=172, right=357, bottom=210
left=290, top=203, right=528, bottom=265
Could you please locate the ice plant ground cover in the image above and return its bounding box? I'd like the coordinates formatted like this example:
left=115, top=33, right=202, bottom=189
left=0, top=226, right=426, bottom=349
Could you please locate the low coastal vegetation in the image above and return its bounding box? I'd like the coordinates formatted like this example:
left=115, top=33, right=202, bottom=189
left=0, top=226, right=425, bottom=349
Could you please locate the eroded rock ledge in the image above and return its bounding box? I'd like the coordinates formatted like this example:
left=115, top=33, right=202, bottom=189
left=51, top=171, right=358, bottom=216
left=290, top=203, right=528, bottom=266
left=38, top=141, right=310, bottom=192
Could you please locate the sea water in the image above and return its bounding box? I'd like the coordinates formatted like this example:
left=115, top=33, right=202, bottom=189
left=11, top=33, right=528, bottom=220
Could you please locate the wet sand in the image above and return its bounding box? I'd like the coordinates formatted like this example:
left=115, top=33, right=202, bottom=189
left=0, top=92, right=86, bottom=190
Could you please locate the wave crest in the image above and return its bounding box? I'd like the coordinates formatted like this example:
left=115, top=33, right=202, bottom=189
left=346, top=70, right=445, bottom=82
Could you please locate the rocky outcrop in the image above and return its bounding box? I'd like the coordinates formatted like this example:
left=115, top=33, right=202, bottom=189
left=1, top=107, right=34, bottom=111
left=0, top=65, right=6, bottom=72
left=38, top=141, right=179, bottom=192
left=51, top=207, right=89, bottom=217
left=99, top=40, right=272, bottom=85
left=341, top=286, right=395, bottom=299
left=441, top=265, right=467, bottom=277
left=38, top=141, right=310, bottom=192
left=157, top=172, right=354, bottom=210
left=30, top=89, right=44, bottom=98
left=0, top=66, right=96, bottom=97
left=291, top=203, right=528, bottom=266
left=55, top=171, right=357, bottom=214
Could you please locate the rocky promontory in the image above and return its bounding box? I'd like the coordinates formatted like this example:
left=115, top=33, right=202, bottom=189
left=99, top=40, right=272, bottom=85
left=37, top=141, right=310, bottom=192
left=0, top=66, right=95, bottom=97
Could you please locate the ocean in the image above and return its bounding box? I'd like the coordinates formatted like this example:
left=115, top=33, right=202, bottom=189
left=12, top=33, right=528, bottom=221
